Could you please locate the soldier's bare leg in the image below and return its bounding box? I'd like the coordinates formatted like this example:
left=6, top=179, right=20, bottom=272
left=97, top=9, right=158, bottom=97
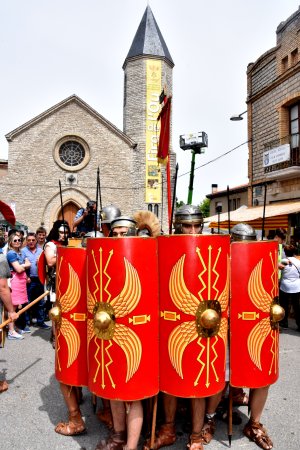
left=190, top=398, right=205, bottom=433
left=244, top=386, right=273, bottom=449
left=163, top=393, right=177, bottom=423
left=187, top=398, right=205, bottom=450
left=200, top=393, right=221, bottom=445
left=110, top=399, right=126, bottom=433
left=55, top=383, right=86, bottom=435
left=126, top=400, right=143, bottom=449
left=249, top=386, right=269, bottom=422
left=142, top=393, right=177, bottom=449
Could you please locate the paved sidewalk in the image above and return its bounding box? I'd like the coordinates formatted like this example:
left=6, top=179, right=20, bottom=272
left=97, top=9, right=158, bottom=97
left=0, top=322, right=299, bottom=450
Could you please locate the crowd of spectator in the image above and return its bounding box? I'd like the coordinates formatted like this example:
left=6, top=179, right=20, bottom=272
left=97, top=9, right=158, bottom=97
left=1, top=226, right=50, bottom=342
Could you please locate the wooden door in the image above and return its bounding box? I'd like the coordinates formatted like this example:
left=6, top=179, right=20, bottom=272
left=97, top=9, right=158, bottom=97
left=57, top=202, right=79, bottom=231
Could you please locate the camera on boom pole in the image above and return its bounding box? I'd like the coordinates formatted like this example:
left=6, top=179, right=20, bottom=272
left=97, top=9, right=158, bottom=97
left=179, top=131, right=208, bottom=205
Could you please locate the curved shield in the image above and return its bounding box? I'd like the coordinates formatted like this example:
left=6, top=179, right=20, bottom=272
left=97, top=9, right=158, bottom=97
left=55, top=247, right=88, bottom=387
left=230, top=241, right=279, bottom=388
left=158, top=235, right=230, bottom=397
left=87, top=237, right=159, bottom=401
left=37, top=251, right=47, bottom=285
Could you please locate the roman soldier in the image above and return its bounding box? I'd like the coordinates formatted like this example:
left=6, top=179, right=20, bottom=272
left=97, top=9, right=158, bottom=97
left=94, top=214, right=160, bottom=450
left=230, top=223, right=284, bottom=450
left=145, top=204, right=229, bottom=450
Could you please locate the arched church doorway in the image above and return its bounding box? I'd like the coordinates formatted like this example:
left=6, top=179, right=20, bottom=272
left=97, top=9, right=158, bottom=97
left=57, top=201, right=78, bottom=231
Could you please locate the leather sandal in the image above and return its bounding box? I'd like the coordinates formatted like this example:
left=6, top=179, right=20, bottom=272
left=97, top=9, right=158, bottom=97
left=95, top=431, right=126, bottom=450
left=55, top=411, right=86, bottom=436
left=0, top=380, right=9, bottom=393
left=97, top=406, right=114, bottom=429
left=187, top=432, right=204, bottom=450
left=243, top=419, right=273, bottom=450
left=143, top=423, right=176, bottom=450
left=201, top=418, right=216, bottom=445
left=232, top=387, right=249, bottom=406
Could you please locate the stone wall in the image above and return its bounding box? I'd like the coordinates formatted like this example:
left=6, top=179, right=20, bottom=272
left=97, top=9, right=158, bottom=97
left=247, top=7, right=300, bottom=205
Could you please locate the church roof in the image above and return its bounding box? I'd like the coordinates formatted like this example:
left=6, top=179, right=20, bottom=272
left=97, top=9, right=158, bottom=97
left=124, top=6, right=174, bottom=68
left=5, top=95, right=136, bottom=147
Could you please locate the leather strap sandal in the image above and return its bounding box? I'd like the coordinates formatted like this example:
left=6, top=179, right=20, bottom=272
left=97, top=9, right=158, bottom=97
left=232, top=387, right=249, bottom=406
left=201, top=418, right=216, bottom=445
left=0, top=380, right=9, bottom=394
left=95, top=431, right=127, bottom=450
left=243, top=419, right=273, bottom=450
left=142, top=423, right=176, bottom=450
left=187, top=432, right=204, bottom=450
left=55, top=411, right=86, bottom=436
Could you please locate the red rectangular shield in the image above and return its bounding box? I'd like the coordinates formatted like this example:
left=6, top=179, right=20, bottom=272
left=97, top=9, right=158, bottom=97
left=158, top=235, right=230, bottom=397
left=230, top=241, right=279, bottom=388
left=55, top=247, right=88, bottom=387
left=87, top=237, right=159, bottom=401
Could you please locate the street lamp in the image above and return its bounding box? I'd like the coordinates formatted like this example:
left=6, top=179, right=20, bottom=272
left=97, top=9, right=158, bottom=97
left=179, top=131, right=208, bottom=205
left=230, top=110, right=247, bottom=121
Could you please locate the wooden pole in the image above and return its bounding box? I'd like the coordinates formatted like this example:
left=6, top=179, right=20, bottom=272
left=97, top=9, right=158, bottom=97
left=228, top=385, right=233, bottom=447
left=0, top=291, right=50, bottom=329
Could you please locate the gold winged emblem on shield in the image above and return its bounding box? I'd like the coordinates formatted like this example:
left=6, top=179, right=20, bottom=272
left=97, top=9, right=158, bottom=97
left=168, top=249, right=229, bottom=383
left=88, top=253, right=142, bottom=384
left=55, top=262, right=81, bottom=370
left=247, top=258, right=284, bottom=372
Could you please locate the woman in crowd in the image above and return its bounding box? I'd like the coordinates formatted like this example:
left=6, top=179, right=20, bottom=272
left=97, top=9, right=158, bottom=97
left=279, top=244, right=300, bottom=330
left=6, top=232, right=31, bottom=339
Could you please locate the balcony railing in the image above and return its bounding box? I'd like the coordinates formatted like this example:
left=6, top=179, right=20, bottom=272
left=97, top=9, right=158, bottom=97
left=264, top=133, right=300, bottom=173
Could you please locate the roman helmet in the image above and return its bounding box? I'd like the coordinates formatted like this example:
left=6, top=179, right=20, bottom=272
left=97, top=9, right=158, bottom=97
left=101, top=204, right=122, bottom=224
left=231, top=223, right=257, bottom=241
left=81, top=231, right=104, bottom=248
left=174, top=204, right=203, bottom=234
left=110, top=216, right=137, bottom=237
left=133, top=210, right=161, bottom=237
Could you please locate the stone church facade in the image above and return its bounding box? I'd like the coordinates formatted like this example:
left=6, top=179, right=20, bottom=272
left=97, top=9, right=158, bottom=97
left=0, top=6, right=175, bottom=233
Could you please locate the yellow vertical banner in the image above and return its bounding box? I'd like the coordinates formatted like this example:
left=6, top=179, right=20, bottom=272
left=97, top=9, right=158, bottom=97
left=145, top=60, right=162, bottom=204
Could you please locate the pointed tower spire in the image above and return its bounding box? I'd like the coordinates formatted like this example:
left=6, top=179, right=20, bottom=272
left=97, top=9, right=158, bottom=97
left=122, top=5, right=175, bottom=232
left=123, top=5, right=174, bottom=68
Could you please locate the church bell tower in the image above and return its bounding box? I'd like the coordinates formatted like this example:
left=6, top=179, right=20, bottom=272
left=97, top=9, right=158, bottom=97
left=123, top=6, right=175, bottom=219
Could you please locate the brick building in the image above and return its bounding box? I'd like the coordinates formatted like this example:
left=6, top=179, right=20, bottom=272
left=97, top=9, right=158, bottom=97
left=247, top=6, right=300, bottom=236
left=0, top=6, right=175, bottom=232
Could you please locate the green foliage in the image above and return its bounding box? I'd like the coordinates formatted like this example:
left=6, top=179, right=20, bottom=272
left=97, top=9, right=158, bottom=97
left=175, top=198, right=211, bottom=218
left=199, top=198, right=210, bottom=218
left=176, top=199, right=184, bottom=209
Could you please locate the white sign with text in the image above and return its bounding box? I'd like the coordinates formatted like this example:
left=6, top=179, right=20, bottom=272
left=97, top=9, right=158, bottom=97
left=263, top=144, right=290, bottom=167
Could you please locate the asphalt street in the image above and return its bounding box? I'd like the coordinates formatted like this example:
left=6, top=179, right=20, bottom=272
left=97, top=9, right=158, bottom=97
left=0, top=320, right=299, bottom=450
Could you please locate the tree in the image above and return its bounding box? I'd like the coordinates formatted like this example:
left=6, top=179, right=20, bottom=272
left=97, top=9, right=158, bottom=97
left=175, top=198, right=210, bottom=218
left=199, top=198, right=210, bottom=218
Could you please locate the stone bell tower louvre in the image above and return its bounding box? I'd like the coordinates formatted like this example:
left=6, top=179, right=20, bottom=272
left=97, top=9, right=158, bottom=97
left=0, top=6, right=175, bottom=232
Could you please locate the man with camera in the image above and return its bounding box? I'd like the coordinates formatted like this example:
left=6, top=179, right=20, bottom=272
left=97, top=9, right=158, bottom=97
left=73, top=201, right=99, bottom=236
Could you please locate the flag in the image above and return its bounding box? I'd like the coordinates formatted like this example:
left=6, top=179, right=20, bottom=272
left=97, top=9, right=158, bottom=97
left=0, top=200, right=16, bottom=226
left=157, top=96, right=172, bottom=164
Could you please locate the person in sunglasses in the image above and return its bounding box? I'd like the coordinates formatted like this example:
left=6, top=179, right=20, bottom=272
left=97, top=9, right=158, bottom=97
left=6, top=232, right=31, bottom=339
